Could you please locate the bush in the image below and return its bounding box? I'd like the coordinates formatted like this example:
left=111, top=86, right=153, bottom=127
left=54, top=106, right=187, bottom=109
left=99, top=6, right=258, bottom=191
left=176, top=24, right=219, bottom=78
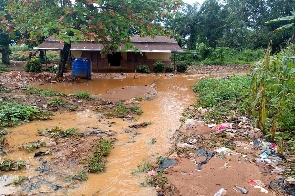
left=176, top=61, right=188, bottom=73
left=165, top=66, right=174, bottom=73
left=24, top=58, right=42, bottom=72
left=153, top=61, right=165, bottom=73
left=136, top=65, right=150, bottom=73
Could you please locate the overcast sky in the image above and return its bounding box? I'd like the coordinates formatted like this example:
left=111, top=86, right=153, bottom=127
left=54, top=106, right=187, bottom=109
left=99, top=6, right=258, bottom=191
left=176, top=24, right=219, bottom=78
left=183, top=0, right=205, bottom=5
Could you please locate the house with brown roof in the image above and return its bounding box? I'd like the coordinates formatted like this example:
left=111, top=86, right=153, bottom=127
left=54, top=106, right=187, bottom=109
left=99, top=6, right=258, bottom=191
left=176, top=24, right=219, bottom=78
left=34, top=35, right=183, bottom=73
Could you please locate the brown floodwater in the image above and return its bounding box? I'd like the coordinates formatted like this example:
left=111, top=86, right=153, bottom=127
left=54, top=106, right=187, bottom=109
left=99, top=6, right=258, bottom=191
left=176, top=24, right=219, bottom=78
left=0, top=73, right=201, bottom=195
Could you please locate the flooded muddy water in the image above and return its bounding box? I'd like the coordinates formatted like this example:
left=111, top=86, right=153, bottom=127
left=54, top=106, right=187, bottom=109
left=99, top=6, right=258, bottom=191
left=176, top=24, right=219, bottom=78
left=1, top=73, right=201, bottom=195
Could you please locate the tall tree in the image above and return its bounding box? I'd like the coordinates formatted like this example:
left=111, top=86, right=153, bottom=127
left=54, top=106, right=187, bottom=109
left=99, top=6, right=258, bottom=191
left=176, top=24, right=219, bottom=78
left=219, top=0, right=295, bottom=51
left=0, top=0, right=12, bottom=64
left=166, top=3, right=201, bottom=49
left=3, top=0, right=182, bottom=77
left=197, top=0, right=226, bottom=47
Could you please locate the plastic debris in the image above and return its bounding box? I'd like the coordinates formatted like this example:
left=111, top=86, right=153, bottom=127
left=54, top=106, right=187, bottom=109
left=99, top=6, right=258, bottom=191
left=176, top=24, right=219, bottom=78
left=259, top=151, right=269, bottom=159
left=269, top=178, right=295, bottom=196
left=215, top=124, right=229, bottom=131
left=214, top=188, right=227, bottom=196
left=157, top=158, right=177, bottom=172
left=233, top=185, right=248, bottom=194
left=215, top=147, right=231, bottom=154
left=147, top=170, right=156, bottom=176
left=208, top=123, right=216, bottom=128
left=195, top=149, right=215, bottom=171
left=248, top=180, right=268, bottom=193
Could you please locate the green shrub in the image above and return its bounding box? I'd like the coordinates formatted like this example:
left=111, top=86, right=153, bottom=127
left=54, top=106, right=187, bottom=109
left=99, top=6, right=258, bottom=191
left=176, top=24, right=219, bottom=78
left=153, top=61, right=165, bottom=73
left=165, top=66, right=174, bottom=73
left=136, top=65, right=150, bottom=73
left=176, top=61, right=188, bottom=73
left=0, top=102, right=51, bottom=127
left=193, top=75, right=250, bottom=122
left=24, top=57, right=42, bottom=72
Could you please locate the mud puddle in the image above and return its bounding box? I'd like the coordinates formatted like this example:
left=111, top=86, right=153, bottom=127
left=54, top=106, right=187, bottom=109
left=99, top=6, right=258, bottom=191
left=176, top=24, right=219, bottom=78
left=0, top=74, right=200, bottom=195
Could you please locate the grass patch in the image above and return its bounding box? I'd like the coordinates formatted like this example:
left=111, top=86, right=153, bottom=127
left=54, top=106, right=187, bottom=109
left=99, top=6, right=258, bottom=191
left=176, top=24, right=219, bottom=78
left=45, top=126, right=79, bottom=138
left=0, top=66, right=8, bottom=73
left=71, top=170, right=89, bottom=181
left=74, top=91, right=91, bottom=99
left=0, top=159, right=26, bottom=171
left=103, top=103, right=143, bottom=118
left=0, top=101, right=52, bottom=127
left=22, top=141, right=46, bottom=152
left=131, top=159, right=153, bottom=175
left=48, top=97, right=65, bottom=107
left=88, top=138, right=113, bottom=173
left=193, top=75, right=250, bottom=123
left=13, top=176, right=28, bottom=185
left=26, top=87, right=65, bottom=96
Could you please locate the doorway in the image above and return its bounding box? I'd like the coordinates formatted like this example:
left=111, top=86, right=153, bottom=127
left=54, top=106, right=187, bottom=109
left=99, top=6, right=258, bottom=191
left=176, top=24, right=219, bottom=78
left=108, top=52, right=121, bottom=66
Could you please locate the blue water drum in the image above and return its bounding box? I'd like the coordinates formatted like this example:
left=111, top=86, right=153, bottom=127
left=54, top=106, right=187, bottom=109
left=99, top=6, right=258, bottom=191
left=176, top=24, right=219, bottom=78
left=72, top=58, right=91, bottom=79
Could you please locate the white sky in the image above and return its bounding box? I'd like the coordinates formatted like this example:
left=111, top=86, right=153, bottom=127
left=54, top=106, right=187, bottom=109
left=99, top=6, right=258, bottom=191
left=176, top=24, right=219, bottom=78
left=183, top=0, right=205, bottom=5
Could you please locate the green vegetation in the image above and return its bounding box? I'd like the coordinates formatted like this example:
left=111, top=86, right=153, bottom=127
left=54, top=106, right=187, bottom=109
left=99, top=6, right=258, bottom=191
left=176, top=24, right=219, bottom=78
left=47, top=126, right=79, bottom=138
left=176, top=61, right=188, bottom=73
left=153, top=61, right=165, bottom=73
left=10, top=44, right=31, bottom=52
left=4, top=0, right=179, bottom=76
left=0, top=102, right=51, bottom=127
left=0, top=159, right=26, bottom=171
left=174, top=47, right=264, bottom=67
left=10, top=53, right=27, bottom=61
left=136, top=65, right=150, bottom=73
left=193, top=44, right=295, bottom=156
left=0, top=66, right=8, bottom=73
left=46, top=53, right=59, bottom=61
left=193, top=75, right=250, bottom=122
left=26, top=87, right=64, bottom=96
left=74, top=91, right=91, bottom=99
left=0, top=128, right=7, bottom=154
left=13, top=176, right=27, bottom=185
left=23, top=141, right=46, bottom=152
left=165, top=66, right=174, bottom=73
left=24, top=57, right=42, bottom=72
left=48, top=97, right=65, bottom=107
left=131, top=159, right=153, bottom=175
left=104, top=103, right=143, bottom=117
left=248, top=45, right=295, bottom=153
left=71, top=170, right=88, bottom=181
left=88, top=138, right=113, bottom=173
left=146, top=172, right=168, bottom=192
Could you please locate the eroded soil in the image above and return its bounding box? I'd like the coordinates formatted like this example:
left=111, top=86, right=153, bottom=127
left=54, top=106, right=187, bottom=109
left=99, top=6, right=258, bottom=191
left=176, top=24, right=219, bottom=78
left=0, top=64, right=293, bottom=196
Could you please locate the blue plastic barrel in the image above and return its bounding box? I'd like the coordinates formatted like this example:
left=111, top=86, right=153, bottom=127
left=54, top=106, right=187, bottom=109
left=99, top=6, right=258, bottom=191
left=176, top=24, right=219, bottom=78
left=72, top=58, right=91, bottom=79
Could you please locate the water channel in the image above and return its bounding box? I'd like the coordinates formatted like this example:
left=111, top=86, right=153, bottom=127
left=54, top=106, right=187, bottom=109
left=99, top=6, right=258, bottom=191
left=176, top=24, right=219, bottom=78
left=1, top=73, right=201, bottom=195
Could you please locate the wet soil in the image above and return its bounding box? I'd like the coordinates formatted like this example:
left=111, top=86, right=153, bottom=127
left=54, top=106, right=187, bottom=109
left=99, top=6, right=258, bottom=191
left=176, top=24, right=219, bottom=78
left=0, top=64, right=291, bottom=196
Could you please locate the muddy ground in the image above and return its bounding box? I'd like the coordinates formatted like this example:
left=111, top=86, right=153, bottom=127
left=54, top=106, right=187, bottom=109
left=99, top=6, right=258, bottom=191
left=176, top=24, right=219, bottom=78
left=0, top=63, right=294, bottom=196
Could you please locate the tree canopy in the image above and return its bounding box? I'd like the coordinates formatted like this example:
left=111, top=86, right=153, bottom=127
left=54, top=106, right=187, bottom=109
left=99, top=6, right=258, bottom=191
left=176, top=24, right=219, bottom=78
left=168, top=0, right=295, bottom=52
left=2, top=0, right=182, bottom=76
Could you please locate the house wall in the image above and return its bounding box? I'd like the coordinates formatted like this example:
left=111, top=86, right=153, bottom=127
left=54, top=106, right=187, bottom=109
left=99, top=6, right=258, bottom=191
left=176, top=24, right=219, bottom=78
left=79, top=51, right=172, bottom=73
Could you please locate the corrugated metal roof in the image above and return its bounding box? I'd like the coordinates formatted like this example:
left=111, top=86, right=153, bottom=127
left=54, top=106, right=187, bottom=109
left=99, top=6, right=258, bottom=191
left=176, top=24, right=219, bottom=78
left=34, top=35, right=182, bottom=52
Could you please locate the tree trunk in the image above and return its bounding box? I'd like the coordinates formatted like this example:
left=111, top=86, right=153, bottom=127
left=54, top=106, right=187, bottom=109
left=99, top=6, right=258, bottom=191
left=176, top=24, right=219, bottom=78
left=39, top=49, right=46, bottom=63
left=56, top=42, right=71, bottom=78
left=1, top=44, right=11, bottom=65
